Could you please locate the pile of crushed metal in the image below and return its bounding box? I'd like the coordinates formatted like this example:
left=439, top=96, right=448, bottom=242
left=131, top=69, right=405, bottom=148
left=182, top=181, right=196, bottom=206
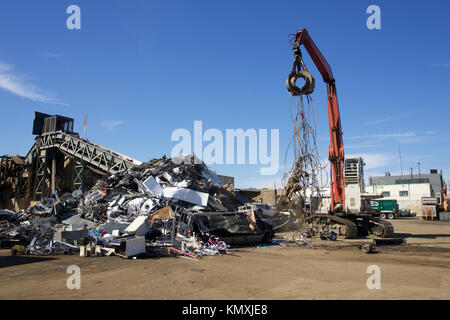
left=0, top=154, right=295, bottom=260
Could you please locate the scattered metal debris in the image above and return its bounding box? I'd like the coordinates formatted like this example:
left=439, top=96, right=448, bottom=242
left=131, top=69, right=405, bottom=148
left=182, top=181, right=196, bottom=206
left=360, top=243, right=376, bottom=254
left=319, top=231, right=337, bottom=241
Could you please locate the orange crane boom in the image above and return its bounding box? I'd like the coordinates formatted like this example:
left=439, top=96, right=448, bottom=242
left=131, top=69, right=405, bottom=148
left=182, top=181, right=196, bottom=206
left=291, top=29, right=345, bottom=212
left=285, top=30, right=395, bottom=238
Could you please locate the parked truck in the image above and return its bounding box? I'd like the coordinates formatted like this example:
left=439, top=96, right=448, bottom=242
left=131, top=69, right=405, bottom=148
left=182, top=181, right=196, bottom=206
left=366, top=199, right=399, bottom=219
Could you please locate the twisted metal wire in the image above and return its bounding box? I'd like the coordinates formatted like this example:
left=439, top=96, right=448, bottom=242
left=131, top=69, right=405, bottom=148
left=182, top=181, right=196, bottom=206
left=282, top=93, right=329, bottom=241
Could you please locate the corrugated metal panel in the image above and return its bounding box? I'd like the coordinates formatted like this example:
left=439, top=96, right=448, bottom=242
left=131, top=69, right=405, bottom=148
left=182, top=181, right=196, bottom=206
left=439, top=212, right=450, bottom=221
left=422, top=205, right=438, bottom=220
left=32, top=111, right=51, bottom=135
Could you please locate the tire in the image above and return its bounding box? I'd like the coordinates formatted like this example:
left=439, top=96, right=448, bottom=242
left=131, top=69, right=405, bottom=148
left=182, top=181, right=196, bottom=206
left=387, top=213, right=395, bottom=219
left=380, top=213, right=387, bottom=219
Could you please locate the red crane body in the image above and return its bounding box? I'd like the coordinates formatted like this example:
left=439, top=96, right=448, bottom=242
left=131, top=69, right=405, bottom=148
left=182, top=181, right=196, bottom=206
left=293, top=29, right=345, bottom=212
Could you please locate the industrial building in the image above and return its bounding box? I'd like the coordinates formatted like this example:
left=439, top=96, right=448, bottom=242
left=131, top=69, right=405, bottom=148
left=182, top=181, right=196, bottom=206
left=364, top=182, right=431, bottom=215
left=369, top=170, right=444, bottom=200
left=366, top=170, right=446, bottom=215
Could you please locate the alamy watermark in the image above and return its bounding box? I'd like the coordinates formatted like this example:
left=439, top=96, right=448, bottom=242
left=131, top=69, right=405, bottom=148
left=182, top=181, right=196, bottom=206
left=170, top=121, right=279, bottom=175
left=66, top=265, right=81, bottom=289
left=366, top=5, right=381, bottom=30
left=366, top=265, right=381, bottom=289
left=65, top=5, right=381, bottom=31
left=66, top=5, right=81, bottom=30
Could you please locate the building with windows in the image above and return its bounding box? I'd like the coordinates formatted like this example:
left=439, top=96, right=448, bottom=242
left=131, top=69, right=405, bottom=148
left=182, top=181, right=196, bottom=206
left=364, top=182, right=432, bottom=214
left=369, top=169, right=444, bottom=200
left=366, top=169, right=445, bottom=215
left=307, top=164, right=443, bottom=215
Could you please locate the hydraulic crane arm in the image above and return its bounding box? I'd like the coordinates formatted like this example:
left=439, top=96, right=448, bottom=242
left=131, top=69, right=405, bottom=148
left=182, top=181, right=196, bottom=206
left=293, top=29, right=334, bottom=84
left=291, top=28, right=345, bottom=212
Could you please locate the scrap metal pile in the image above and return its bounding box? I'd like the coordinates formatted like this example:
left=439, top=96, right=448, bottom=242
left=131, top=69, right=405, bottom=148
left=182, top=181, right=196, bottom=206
left=0, top=154, right=274, bottom=260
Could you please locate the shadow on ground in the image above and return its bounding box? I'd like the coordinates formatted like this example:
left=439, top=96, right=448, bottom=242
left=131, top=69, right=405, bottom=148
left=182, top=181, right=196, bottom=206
left=393, top=233, right=450, bottom=239
left=0, top=256, right=56, bottom=269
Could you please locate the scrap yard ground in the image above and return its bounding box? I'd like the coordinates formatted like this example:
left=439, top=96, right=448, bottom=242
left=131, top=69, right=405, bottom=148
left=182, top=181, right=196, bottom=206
left=1, top=218, right=449, bottom=300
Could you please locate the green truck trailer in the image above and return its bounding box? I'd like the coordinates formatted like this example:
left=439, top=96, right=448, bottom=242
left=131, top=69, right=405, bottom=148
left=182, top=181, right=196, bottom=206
left=366, top=199, right=399, bottom=219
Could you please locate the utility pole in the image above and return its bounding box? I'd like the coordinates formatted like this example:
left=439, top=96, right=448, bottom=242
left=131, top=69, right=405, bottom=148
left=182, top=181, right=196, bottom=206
left=418, top=162, right=421, bottom=178
left=398, top=143, right=403, bottom=176
left=274, top=180, right=277, bottom=204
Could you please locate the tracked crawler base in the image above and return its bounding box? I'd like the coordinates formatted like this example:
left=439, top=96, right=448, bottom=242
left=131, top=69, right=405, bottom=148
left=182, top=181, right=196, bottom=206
left=303, top=214, right=394, bottom=239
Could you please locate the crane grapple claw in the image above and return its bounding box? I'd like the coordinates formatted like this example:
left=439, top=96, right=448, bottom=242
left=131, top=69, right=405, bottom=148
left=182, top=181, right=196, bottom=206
left=286, top=70, right=315, bottom=96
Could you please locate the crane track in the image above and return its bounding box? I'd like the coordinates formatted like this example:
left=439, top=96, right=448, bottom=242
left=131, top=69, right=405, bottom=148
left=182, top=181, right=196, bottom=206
left=367, top=217, right=394, bottom=238
left=306, top=214, right=358, bottom=239
left=304, top=215, right=395, bottom=239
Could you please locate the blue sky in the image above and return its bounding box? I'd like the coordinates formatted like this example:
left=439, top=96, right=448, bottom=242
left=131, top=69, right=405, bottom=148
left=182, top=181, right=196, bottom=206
left=0, top=0, right=449, bottom=188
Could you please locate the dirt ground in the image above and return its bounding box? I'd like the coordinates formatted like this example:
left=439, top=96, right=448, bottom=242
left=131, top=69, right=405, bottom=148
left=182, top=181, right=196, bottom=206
left=0, top=217, right=449, bottom=300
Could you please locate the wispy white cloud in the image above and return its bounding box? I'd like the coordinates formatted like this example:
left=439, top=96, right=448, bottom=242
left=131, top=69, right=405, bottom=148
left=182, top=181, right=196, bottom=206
left=397, top=136, right=425, bottom=144
left=347, top=153, right=395, bottom=170
left=408, top=154, right=432, bottom=161
left=41, top=52, right=66, bottom=58
left=0, top=60, right=66, bottom=105
left=345, top=141, right=383, bottom=149
left=428, top=62, right=450, bottom=68
left=101, top=120, right=124, bottom=130
left=364, top=115, right=401, bottom=126
left=394, top=130, right=437, bottom=143
left=347, top=132, right=415, bottom=140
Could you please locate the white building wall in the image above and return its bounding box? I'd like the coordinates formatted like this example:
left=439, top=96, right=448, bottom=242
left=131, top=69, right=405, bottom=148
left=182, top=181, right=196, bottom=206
left=307, top=183, right=431, bottom=215
left=364, top=183, right=431, bottom=215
